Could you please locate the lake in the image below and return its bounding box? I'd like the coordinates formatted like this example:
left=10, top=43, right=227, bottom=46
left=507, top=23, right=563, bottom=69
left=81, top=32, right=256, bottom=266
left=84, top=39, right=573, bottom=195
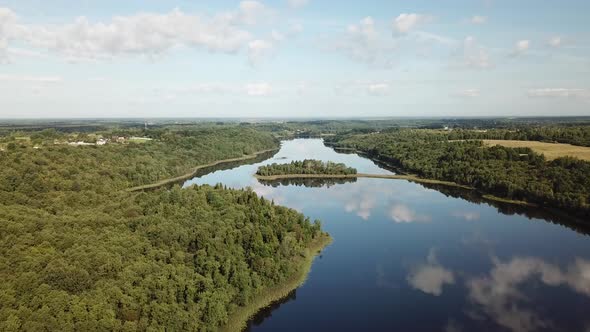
left=184, top=139, right=590, bottom=332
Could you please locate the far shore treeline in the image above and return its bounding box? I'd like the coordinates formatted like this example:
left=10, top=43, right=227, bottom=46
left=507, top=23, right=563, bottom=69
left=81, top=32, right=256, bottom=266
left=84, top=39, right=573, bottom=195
left=325, top=128, right=590, bottom=218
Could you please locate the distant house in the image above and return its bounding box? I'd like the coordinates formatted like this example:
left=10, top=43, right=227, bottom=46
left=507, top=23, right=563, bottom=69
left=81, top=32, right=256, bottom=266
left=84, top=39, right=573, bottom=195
left=96, top=139, right=108, bottom=145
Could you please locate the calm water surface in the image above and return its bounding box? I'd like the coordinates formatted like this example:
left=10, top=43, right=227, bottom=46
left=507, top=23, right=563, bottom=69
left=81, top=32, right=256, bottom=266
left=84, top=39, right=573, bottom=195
left=184, top=139, right=590, bottom=332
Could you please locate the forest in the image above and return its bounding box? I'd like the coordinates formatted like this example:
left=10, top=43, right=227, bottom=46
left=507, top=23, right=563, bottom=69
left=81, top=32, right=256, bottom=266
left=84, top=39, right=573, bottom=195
left=0, top=126, right=327, bottom=331
left=444, top=126, right=590, bottom=147
left=325, top=129, right=590, bottom=218
left=256, top=160, right=357, bottom=177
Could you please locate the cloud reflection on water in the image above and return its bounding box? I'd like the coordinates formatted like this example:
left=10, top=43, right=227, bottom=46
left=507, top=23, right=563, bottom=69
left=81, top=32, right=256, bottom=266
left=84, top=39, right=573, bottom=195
left=407, top=248, right=455, bottom=296
left=467, top=256, right=590, bottom=332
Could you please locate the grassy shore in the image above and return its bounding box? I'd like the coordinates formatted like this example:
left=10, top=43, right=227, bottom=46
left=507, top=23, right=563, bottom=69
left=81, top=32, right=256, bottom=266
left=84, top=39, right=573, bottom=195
left=254, top=173, right=473, bottom=190
left=482, top=194, right=537, bottom=207
left=127, top=148, right=278, bottom=191
left=218, top=233, right=332, bottom=332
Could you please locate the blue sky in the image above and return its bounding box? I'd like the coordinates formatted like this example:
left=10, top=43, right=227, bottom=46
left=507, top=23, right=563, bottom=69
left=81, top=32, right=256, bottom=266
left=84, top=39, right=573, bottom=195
left=0, top=0, right=589, bottom=118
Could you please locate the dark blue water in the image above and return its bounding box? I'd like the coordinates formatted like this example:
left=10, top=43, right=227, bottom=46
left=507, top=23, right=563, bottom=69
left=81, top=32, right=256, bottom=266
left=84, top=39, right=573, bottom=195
left=184, top=139, right=590, bottom=332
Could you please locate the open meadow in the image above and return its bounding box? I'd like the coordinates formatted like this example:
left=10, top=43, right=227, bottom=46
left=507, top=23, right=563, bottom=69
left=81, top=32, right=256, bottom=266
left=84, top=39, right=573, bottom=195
left=482, top=139, right=590, bottom=161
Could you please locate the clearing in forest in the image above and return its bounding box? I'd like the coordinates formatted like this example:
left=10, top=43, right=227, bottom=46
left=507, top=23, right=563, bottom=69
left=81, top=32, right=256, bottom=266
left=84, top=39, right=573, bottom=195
left=482, top=140, right=590, bottom=161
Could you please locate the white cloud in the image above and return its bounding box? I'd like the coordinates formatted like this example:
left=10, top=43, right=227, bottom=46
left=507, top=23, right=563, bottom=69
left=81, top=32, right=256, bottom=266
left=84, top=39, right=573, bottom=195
left=390, top=203, right=431, bottom=223
left=179, top=83, right=238, bottom=94
left=456, top=36, right=493, bottom=69
left=326, top=17, right=397, bottom=68
left=271, top=30, right=285, bottom=42
left=288, top=0, right=309, bottom=9
left=468, top=257, right=590, bottom=332
left=469, top=15, right=487, bottom=24
left=452, top=88, right=480, bottom=98
left=335, top=80, right=393, bottom=97
left=451, top=210, right=480, bottom=220
left=0, top=7, right=18, bottom=62
left=245, top=82, right=272, bottom=96
left=528, top=88, right=589, bottom=99
left=510, top=39, right=530, bottom=56
left=345, top=194, right=376, bottom=220
left=367, top=83, right=391, bottom=96
left=548, top=36, right=561, bottom=48
left=0, top=74, right=62, bottom=83
left=168, top=82, right=276, bottom=97
left=407, top=248, right=455, bottom=296
left=0, top=3, right=276, bottom=63
left=393, top=13, right=430, bottom=34
left=248, top=39, right=275, bottom=65
left=289, top=22, right=304, bottom=35
left=235, top=1, right=273, bottom=25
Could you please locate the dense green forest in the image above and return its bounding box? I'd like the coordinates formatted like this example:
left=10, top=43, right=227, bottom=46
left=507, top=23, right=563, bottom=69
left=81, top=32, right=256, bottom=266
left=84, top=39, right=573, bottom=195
left=325, top=129, right=590, bottom=218
left=0, top=127, right=327, bottom=331
left=444, top=126, right=590, bottom=147
left=256, top=160, right=357, bottom=176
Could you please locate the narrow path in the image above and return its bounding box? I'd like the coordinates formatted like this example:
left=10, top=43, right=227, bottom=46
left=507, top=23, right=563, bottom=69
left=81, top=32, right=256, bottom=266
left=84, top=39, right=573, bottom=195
left=127, top=148, right=279, bottom=192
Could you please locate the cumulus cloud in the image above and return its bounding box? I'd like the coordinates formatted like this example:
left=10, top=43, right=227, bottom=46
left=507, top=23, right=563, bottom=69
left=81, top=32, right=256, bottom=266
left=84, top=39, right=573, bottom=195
left=345, top=194, right=377, bottom=220
left=407, top=248, right=455, bottom=296
left=367, top=83, right=391, bottom=96
left=469, top=15, right=487, bottom=24
left=393, top=13, right=430, bottom=34
left=0, top=7, right=18, bottom=62
left=245, top=82, right=272, bottom=96
left=390, top=203, right=431, bottom=223
left=287, top=0, right=309, bottom=9
left=455, top=36, right=493, bottom=69
left=248, top=39, right=274, bottom=65
left=452, top=88, right=480, bottom=98
left=510, top=39, right=530, bottom=56
left=451, top=210, right=481, bottom=220
left=0, top=3, right=277, bottom=63
left=467, top=256, right=590, bottom=332
left=288, top=22, right=304, bottom=35
left=528, top=88, right=589, bottom=99
left=335, top=80, right=392, bottom=97
left=325, top=16, right=397, bottom=68
left=235, top=0, right=273, bottom=25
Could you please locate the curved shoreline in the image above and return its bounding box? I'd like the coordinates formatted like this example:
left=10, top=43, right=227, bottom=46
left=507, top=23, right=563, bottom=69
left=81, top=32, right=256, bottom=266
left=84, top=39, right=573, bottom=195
left=127, top=147, right=279, bottom=192
left=218, top=234, right=332, bottom=332
left=255, top=173, right=473, bottom=190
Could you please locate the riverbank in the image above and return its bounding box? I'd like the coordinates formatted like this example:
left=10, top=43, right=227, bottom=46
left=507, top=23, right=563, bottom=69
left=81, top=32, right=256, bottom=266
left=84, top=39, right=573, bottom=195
left=218, top=233, right=332, bottom=332
left=482, top=194, right=537, bottom=207
left=127, top=148, right=279, bottom=191
left=255, top=173, right=473, bottom=190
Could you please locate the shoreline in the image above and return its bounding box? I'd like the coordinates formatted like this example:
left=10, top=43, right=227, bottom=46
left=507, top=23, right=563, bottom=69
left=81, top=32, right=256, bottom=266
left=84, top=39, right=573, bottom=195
left=256, top=173, right=536, bottom=207
left=326, top=145, right=540, bottom=208
left=127, top=148, right=279, bottom=191
left=218, top=233, right=332, bottom=332
left=255, top=173, right=473, bottom=190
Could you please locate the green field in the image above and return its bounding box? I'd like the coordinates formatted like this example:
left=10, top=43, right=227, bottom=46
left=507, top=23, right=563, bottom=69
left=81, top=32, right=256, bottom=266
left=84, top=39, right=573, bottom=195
left=483, top=140, right=590, bottom=161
